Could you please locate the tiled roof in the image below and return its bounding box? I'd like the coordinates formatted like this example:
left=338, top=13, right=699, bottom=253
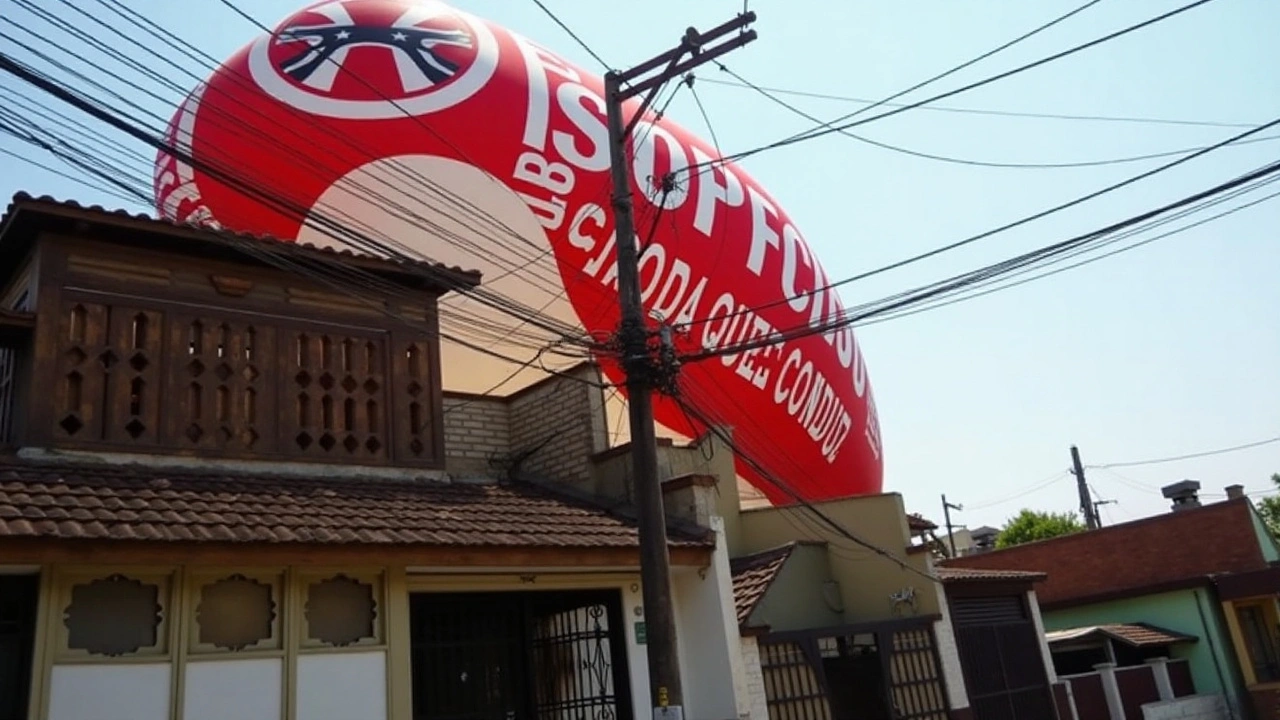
left=942, top=499, right=1266, bottom=607
left=936, top=566, right=1047, bottom=584
left=0, top=193, right=482, bottom=288
left=729, top=543, right=796, bottom=627
left=0, top=459, right=709, bottom=549
left=1046, top=623, right=1197, bottom=648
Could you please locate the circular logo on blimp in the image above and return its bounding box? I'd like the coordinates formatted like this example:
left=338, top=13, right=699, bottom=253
left=248, top=0, right=498, bottom=119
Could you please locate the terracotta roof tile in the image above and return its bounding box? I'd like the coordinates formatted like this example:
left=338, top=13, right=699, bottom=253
left=0, top=193, right=482, bottom=288
left=943, top=499, right=1265, bottom=607
left=729, top=543, right=797, bottom=627
left=1046, top=623, right=1197, bottom=648
left=0, top=459, right=709, bottom=549
left=936, top=566, right=1047, bottom=583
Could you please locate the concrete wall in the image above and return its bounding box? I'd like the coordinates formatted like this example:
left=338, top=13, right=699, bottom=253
left=1044, top=589, right=1245, bottom=717
left=737, top=492, right=938, bottom=622
left=672, top=517, right=753, bottom=720
left=1142, top=694, right=1228, bottom=720
left=930, top=575, right=971, bottom=712
left=739, top=637, right=770, bottom=720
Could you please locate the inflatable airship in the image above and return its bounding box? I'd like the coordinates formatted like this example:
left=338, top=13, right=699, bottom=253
left=153, top=0, right=883, bottom=503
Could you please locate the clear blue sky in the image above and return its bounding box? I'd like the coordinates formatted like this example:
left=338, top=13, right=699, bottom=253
left=1, top=0, right=1276, bottom=529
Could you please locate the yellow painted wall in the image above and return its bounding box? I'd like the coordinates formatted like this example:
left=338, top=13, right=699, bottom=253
left=737, top=493, right=938, bottom=623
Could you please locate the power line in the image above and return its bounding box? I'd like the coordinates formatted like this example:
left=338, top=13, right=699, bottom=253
left=678, top=113, right=1280, bottom=339
left=1, top=7, right=592, bottom=348
left=697, top=0, right=1220, bottom=169
left=683, top=154, right=1280, bottom=362
left=964, top=472, right=1072, bottom=511
left=834, top=0, right=1102, bottom=124
left=694, top=77, right=1257, bottom=130
left=0, top=53, right=599, bottom=368
left=716, top=64, right=1280, bottom=170
left=1089, top=436, right=1280, bottom=469
left=528, top=0, right=612, bottom=71
left=673, top=388, right=938, bottom=584
left=851, top=174, right=1280, bottom=327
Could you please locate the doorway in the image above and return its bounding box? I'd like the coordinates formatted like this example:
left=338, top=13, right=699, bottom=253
left=409, top=589, right=633, bottom=720
left=0, top=574, right=39, bottom=720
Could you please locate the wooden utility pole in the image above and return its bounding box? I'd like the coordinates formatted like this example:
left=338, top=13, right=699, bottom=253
left=603, top=14, right=756, bottom=718
left=941, top=494, right=962, bottom=557
left=1070, top=445, right=1099, bottom=530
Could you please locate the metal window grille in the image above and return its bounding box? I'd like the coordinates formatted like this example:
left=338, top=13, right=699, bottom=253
left=410, top=590, right=632, bottom=720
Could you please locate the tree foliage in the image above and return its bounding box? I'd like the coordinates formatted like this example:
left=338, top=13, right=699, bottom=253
left=1257, top=473, right=1280, bottom=538
left=996, top=509, right=1085, bottom=548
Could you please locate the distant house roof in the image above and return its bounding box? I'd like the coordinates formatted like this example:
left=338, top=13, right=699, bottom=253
left=942, top=499, right=1265, bottom=608
left=0, top=458, right=710, bottom=550
left=730, top=543, right=797, bottom=628
left=907, top=513, right=938, bottom=533
left=936, top=566, right=1047, bottom=584
left=1046, top=623, right=1197, bottom=649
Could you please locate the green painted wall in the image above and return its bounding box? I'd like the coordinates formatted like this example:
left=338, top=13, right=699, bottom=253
left=748, top=544, right=843, bottom=632
left=1045, top=589, right=1245, bottom=713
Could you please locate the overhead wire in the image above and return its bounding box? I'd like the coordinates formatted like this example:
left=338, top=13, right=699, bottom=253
left=853, top=172, right=1280, bottom=326
left=715, top=63, right=1280, bottom=170
left=693, top=77, right=1259, bottom=130
left=0, top=12, right=593, bottom=352
left=1088, top=436, right=1280, bottom=469
left=685, top=154, right=1280, bottom=361
left=693, top=0, right=1220, bottom=170
left=677, top=112, right=1280, bottom=340
left=963, top=471, right=1073, bottom=511
left=31, top=0, right=577, bottom=303
left=528, top=0, right=612, bottom=71
left=671, top=388, right=938, bottom=583
left=0, top=56, right=604, bottom=380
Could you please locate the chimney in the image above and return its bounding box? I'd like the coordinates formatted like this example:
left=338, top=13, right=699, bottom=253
left=1162, top=480, right=1202, bottom=512
left=1225, top=484, right=1245, bottom=500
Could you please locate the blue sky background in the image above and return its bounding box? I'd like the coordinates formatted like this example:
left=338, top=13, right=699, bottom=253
left=0, top=0, right=1276, bottom=530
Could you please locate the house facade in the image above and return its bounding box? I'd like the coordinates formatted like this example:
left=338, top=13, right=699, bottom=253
left=945, top=482, right=1280, bottom=720
left=0, top=194, right=753, bottom=720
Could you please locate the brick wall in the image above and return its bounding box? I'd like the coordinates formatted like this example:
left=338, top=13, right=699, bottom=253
left=507, top=365, right=607, bottom=492
left=944, top=500, right=1264, bottom=606
left=441, top=364, right=607, bottom=486
left=739, top=636, right=770, bottom=720
left=441, top=395, right=510, bottom=477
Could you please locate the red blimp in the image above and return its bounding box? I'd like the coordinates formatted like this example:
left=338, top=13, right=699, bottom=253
left=152, top=0, right=883, bottom=503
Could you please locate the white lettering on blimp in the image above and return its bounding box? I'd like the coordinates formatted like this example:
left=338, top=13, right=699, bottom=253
left=508, top=34, right=880, bottom=465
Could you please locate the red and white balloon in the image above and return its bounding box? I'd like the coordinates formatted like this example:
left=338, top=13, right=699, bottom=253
left=153, top=0, right=884, bottom=503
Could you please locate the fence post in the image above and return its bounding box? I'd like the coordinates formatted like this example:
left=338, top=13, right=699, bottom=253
left=1145, top=656, right=1175, bottom=701
left=1094, top=663, right=1125, bottom=720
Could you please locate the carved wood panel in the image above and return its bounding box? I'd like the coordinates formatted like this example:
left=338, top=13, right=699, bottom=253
left=391, top=338, right=438, bottom=463
left=52, top=301, right=110, bottom=441
left=286, top=330, right=390, bottom=462
left=40, top=291, right=442, bottom=467
left=165, top=315, right=277, bottom=454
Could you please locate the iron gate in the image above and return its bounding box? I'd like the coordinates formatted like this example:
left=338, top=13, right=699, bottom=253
left=758, top=618, right=951, bottom=720
left=950, top=594, right=1056, bottom=720
left=410, top=590, right=633, bottom=720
